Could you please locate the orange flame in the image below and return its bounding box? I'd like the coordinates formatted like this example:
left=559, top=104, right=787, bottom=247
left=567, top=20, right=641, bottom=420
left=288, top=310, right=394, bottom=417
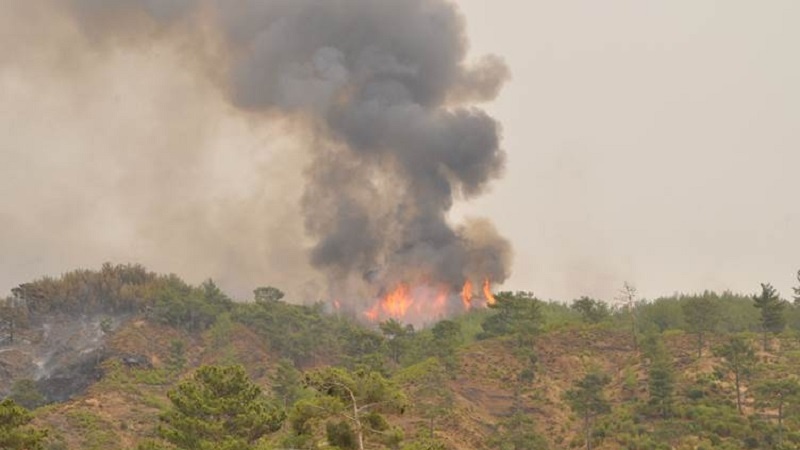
left=364, top=284, right=414, bottom=321
left=363, top=283, right=455, bottom=324
left=362, top=277, right=497, bottom=324
left=461, top=280, right=473, bottom=310
left=483, top=279, right=496, bottom=305
left=435, top=289, right=448, bottom=313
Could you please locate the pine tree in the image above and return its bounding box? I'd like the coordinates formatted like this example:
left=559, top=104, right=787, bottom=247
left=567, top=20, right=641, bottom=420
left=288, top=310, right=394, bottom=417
left=754, top=378, right=800, bottom=447
left=564, top=371, right=612, bottom=450
left=480, top=291, right=543, bottom=347
left=431, top=320, right=463, bottom=373
left=753, top=283, right=787, bottom=351
left=715, top=336, right=756, bottom=414
left=681, top=292, right=721, bottom=358
left=642, top=333, right=674, bottom=418
left=271, top=358, right=306, bottom=408
left=159, top=365, right=285, bottom=450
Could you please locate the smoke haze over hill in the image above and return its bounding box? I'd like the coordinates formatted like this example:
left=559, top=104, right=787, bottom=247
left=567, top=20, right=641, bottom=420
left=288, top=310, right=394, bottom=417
left=0, top=0, right=510, bottom=306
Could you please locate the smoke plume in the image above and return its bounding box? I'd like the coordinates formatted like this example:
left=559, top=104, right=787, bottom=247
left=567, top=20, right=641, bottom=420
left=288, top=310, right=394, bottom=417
left=3, top=0, right=511, bottom=307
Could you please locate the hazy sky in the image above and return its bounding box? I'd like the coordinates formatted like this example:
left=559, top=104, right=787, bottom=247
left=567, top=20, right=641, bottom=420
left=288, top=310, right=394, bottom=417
left=452, top=0, right=800, bottom=301
left=1, top=1, right=798, bottom=302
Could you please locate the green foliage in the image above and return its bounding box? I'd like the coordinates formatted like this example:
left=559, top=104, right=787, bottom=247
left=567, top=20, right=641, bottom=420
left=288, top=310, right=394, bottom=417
left=326, top=420, right=357, bottom=449
left=571, top=297, right=610, bottom=324
left=8, top=264, right=238, bottom=333
left=253, top=286, right=285, bottom=304
left=152, top=278, right=232, bottom=331
left=564, top=370, right=612, bottom=449
left=271, top=358, right=306, bottom=408
left=13, top=264, right=800, bottom=450
left=753, top=283, right=788, bottom=350
left=65, top=409, right=118, bottom=450
left=644, top=334, right=675, bottom=418
left=639, top=291, right=758, bottom=333
left=401, top=437, right=448, bottom=450
left=11, top=263, right=161, bottom=315
left=233, top=296, right=341, bottom=366
left=682, top=292, right=721, bottom=357
left=135, top=439, right=174, bottom=450
left=480, top=291, right=543, bottom=345
left=431, top=320, right=462, bottom=373
left=379, top=319, right=415, bottom=365
left=298, top=366, right=407, bottom=450
left=339, top=323, right=386, bottom=372
left=158, top=365, right=285, bottom=450
left=638, top=297, right=685, bottom=333
left=714, top=336, right=757, bottom=414
left=565, top=371, right=612, bottom=418
left=209, top=312, right=234, bottom=349
left=396, top=358, right=453, bottom=437
left=0, top=398, right=47, bottom=450
left=167, top=339, right=187, bottom=373
left=753, top=377, right=800, bottom=447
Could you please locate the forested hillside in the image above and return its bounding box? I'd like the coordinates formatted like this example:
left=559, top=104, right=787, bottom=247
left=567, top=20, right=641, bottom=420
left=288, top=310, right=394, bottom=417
left=2, top=265, right=800, bottom=449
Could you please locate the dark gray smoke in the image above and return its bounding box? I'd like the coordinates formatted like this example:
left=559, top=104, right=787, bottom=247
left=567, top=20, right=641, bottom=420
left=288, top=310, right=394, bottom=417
left=62, top=0, right=512, bottom=302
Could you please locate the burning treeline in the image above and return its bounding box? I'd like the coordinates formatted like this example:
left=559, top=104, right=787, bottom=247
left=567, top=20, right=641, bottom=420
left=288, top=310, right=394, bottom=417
left=59, top=0, right=512, bottom=324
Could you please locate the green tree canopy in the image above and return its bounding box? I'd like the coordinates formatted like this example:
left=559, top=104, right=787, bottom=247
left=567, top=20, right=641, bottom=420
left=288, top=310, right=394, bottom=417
left=681, top=292, right=721, bottom=358
left=564, top=370, right=611, bottom=450
left=643, top=334, right=675, bottom=418
left=714, top=336, right=757, bottom=414
left=0, top=398, right=47, bottom=450
left=296, top=367, right=406, bottom=450
left=159, top=365, right=285, bottom=450
left=480, top=291, right=543, bottom=345
left=753, top=283, right=787, bottom=351
left=379, top=319, right=415, bottom=365
left=271, top=358, right=306, bottom=408
left=253, top=286, right=285, bottom=304
left=570, top=297, right=610, bottom=324
left=754, top=377, right=800, bottom=448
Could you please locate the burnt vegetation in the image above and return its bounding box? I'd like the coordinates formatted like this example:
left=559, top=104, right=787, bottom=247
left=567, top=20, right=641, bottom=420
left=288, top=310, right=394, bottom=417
left=2, top=265, right=800, bottom=449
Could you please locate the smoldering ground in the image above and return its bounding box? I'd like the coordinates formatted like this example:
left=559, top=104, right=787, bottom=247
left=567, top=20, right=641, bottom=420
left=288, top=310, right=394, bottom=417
left=0, top=0, right=512, bottom=306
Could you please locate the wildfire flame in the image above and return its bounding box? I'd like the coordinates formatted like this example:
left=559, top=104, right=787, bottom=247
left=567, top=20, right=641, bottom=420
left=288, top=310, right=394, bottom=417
left=461, top=280, right=473, bottom=310
left=483, top=278, right=496, bottom=305
left=363, top=277, right=497, bottom=324
left=364, top=283, right=449, bottom=323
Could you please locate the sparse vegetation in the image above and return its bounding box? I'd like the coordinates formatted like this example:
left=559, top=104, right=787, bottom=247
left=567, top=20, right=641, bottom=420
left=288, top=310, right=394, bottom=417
left=2, top=265, right=800, bottom=449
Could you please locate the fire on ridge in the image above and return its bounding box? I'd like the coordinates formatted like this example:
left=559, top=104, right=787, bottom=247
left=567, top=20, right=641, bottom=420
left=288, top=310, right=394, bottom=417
left=360, top=277, right=497, bottom=326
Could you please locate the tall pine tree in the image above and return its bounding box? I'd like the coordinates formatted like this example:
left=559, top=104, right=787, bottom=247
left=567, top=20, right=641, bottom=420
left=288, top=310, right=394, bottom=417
left=564, top=370, right=611, bottom=450
left=715, top=336, right=756, bottom=414
left=753, top=283, right=786, bottom=351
